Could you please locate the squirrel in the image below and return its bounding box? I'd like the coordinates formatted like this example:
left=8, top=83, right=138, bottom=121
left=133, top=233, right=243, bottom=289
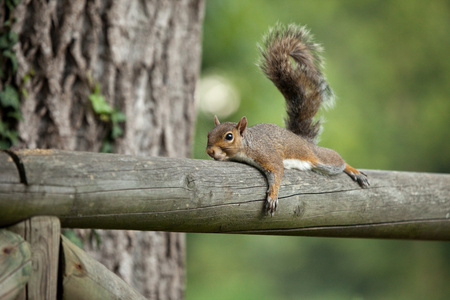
left=206, top=23, right=369, bottom=215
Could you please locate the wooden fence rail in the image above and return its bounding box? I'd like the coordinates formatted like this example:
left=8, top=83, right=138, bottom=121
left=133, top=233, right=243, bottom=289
left=1, top=149, right=449, bottom=240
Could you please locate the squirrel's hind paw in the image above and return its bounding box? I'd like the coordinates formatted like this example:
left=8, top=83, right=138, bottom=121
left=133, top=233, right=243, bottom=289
left=265, top=196, right=278, bottom=216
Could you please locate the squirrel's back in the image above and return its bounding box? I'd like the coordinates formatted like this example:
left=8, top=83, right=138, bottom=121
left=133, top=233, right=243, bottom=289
left=258, top=23, right=334, bottom=142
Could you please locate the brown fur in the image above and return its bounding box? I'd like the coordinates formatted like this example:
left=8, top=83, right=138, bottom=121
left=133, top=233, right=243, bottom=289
left=258, top=23, right=335, bottom=142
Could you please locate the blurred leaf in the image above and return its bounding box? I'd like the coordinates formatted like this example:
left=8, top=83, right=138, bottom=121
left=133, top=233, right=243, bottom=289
left=0, top=35, right=9, bottom=49
left=111, top=109, right=126, bottom=123
left=3, top=50, right=18, bottom=72
left=0, top=121, right=7, bottom=134
left=7, top=110, right=23, bottom=121
left=62, top=229, right=84, bottom=249
left=21, top=87, right=28, bottom=99
left=0, top=84, right=20, bottom=109
left=89, top=92, right=113, bottom=115
left=111, top=124, right=123, bottom=139
left=0, top=140, right=11, bottom=149
left=5, top=0, right=21, bottom=10
left=8, top=32, right=18, bottom=46
left=101, top=140, right=114, bottom=153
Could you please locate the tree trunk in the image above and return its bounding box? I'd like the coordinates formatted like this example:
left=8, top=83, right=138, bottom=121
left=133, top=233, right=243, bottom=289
left=3, top=0, right=204, bottom=298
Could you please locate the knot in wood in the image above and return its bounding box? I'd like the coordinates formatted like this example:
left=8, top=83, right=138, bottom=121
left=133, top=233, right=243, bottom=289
left=185, top=174, right=196, bottom=189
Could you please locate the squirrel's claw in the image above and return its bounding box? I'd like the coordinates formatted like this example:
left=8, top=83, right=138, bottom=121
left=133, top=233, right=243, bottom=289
left=356, top=173, right=370, bottom=188
left=266, top=196, right=278, bottom=216
left=344, top=167, right=370, bottom=188
left=351, top=172, right=369, bottom=188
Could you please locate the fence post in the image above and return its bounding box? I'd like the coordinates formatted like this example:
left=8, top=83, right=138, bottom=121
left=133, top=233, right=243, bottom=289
left=9, top=216, right=61, bottom=300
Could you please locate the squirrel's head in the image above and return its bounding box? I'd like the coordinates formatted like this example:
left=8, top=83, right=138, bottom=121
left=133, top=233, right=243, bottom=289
left=206, top=116, right=247, bottom=161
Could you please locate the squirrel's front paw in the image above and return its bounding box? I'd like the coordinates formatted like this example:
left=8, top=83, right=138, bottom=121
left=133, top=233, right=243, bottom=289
left=356, top=172, right=370, bottom=188
left=346, top=169, right=370, bottom=188
left=266, top=196, right=278, bottom=216
left=351, top=171, right=369, bottom=188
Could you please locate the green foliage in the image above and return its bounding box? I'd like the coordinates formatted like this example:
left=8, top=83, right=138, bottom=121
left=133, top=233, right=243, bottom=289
left=0, top=32, right=18, bottom=78
left=0, top=0, right=22, bottom=149
left=0, top=84, right=19, bottom=110
left=88, top=82, right=126, bottom=152
left=62, top=229, right=102, bottom=250
left=62, top=229, right=84, bottom=249
left=190, top=1, right=450, bottom=299
left=0, top=0, right=20, bottom=79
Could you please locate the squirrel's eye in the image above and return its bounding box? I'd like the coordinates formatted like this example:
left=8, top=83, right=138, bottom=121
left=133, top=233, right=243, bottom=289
left=225, top=133, right=233, bottom=141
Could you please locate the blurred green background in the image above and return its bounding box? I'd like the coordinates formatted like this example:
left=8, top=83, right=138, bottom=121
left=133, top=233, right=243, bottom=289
left=187, top=1, right=450, bottom=299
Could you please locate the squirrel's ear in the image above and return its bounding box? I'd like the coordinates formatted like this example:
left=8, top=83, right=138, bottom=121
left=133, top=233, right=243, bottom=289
left=214, top=115, right=220, bottom=126
left=236, top=116, right=247, bottom=135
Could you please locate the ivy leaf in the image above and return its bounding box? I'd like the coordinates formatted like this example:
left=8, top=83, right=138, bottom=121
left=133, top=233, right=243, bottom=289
left=3, top=50, right=18, bottom=72
left=62, top=229, right=84, bottom=249
left=110, top=109, right=126, bottom=138
left=21, top=87, right=28, bottom=99
left=0, top=121, right=7, bottom=134
left=89, top=92, right=113, bottom=115
left=100, top=140, right=114, bottom=153
left=5, top=0, right=21, bottom=11
left=0, top=35, right=9, bottom=49
left=111, top=125, right=123, bottom=139
left=0, top=125, right=18, bottom=148
left=0, top=140, right=11, bottom=150
left=0, top=84, right=20, bottom=109
left=8, top=32, right=18, bottom=46
left=5, top=130, right=18, bottom=144
left=0, top=31, right=18, bottom=50
left=7, top=110, right=23, bottom=121
left=111, top=109, right=126, bottom=123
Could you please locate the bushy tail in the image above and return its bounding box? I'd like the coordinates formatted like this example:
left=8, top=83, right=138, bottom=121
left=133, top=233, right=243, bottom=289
left=258, top=23, right=335, bottom=142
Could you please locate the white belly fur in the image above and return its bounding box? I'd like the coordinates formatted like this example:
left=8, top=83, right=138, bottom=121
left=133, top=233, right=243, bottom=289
left=283, top=159, right=313, bottom=171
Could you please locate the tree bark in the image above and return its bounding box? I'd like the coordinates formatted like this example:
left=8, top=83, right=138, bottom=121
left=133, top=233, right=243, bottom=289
left=5, top=0, right=204, bottom=298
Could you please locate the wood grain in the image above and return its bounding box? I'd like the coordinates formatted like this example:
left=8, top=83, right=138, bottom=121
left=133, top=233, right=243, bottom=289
left=1, top=149, right=449, bottom=240
left=8, top=216, right=61, bottom=300
left=60, top=235, right=146, bottom=300
left=0, top=230, right=31, bottom=300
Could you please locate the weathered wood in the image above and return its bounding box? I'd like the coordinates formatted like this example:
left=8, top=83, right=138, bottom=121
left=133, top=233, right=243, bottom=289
left=0, top=152, right=20, bottom=184
left=0, top=230, right=31, bottom=300
left=1, top=149, right=449, bottom=240
left=8, top=217, right=61, bottom=300
left=60, top=235, right=146, bottom=300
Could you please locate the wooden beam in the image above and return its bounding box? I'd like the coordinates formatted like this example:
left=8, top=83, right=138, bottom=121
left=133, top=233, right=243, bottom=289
left=1, top=149, right=449, bottom=240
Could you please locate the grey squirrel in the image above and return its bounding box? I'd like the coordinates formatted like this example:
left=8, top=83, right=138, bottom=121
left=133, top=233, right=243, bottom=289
left=206, top=24, right=369, bottom=215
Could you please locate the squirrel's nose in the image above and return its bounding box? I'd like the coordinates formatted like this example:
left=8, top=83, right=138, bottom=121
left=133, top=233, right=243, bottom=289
left=206, top=147, right=224, bottom=160
left=206, top=147, right=215, bottom=158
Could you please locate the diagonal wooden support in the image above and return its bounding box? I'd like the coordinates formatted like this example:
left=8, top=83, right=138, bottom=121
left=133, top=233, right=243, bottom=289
left=60, top=235, right=146, bottom=300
